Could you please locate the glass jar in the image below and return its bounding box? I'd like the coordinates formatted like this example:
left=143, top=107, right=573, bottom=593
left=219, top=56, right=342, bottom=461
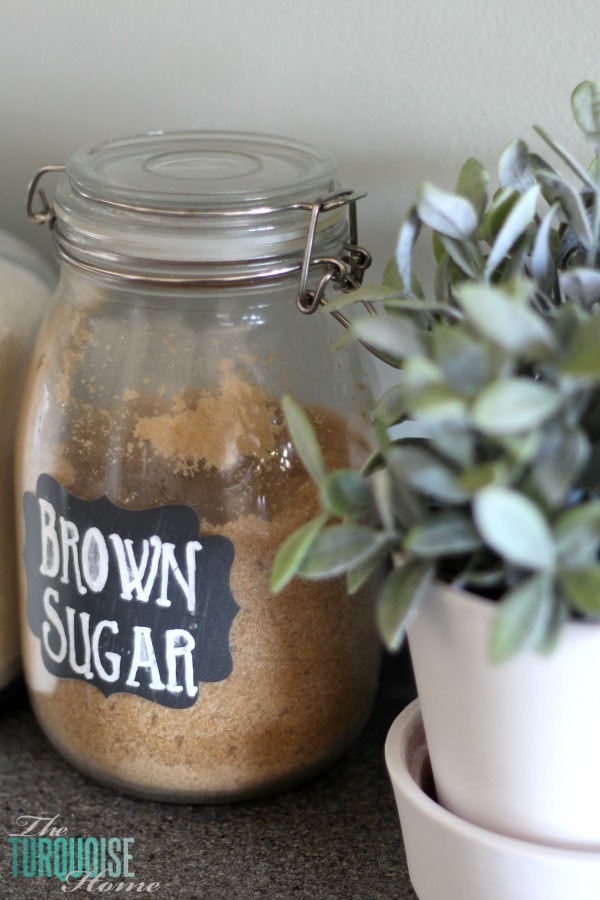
left=17, top=132, right=380, bottom=802
left=0, top=230, right=53, bottom=698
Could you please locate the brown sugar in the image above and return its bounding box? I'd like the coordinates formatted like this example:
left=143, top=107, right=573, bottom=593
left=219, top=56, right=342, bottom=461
left=134, top=360, right=277, bottom=474
left=22, top=353, right=380, bottom=802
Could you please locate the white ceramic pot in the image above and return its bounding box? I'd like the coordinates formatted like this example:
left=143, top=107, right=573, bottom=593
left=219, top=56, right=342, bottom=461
left=406, top=583, right=600, bottom=849
left=386, top=700, right=600, bottom=900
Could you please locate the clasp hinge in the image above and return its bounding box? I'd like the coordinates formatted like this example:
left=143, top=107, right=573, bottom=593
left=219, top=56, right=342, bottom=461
left=25, top=165, right=66, bottom=229
left=295, top=190, right=372, bottom=315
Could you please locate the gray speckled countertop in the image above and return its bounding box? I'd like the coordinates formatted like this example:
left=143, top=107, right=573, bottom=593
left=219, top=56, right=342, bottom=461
left=0, top=652, right=418, bottom=899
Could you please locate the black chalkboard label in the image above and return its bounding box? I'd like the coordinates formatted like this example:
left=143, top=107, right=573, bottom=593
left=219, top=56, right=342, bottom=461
left=23, top=474, right=239, bottom=709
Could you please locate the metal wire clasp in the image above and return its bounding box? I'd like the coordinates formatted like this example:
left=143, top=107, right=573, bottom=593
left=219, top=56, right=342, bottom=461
left=26, top=165, right=66, bottom=229
left=295, top=190, right=372, bottom=315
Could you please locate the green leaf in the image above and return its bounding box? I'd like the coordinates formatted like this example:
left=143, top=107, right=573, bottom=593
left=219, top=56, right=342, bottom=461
left=473, top=487, right=555, bottom=570
left=554, top=501, right=600, bottom=569
left=437, top=234, right=481, bottom=278
left=388, top=477, right=427, bottom=529
left=298, top=524, right=396, bottom=579
left=456, top=461, right=506, bottom=493
left=416, top=182, right=479, bottom=240
left=381, top=256, right=425, bottom=301
left=530, top=203, right=559, bottom=295
left=459, top=565, right=506, bottom=592
left=431, top=231, right=445, bottom=264
left=569, top=387, right=597, bottom=432
left=532, top=124, right=596, bottom=189
left=433, top=324, right=489, bottom=396
left=553, top=301, right=586, bottom=352
left=535, top=593, right=569, bottom=656
left=471, top=378, right=561, bottom=435
left=455, top=157, right=489, bottom=220
left=484, top=185, right=540, bottom=279
left=376, top=560, right=433, bottom=651
left=324, top=283, right=399, bottom=310
left=572, top=80, right=600, bottom=138
left=529, top=152, right=557, bottom=182
left=560, top=311, right=600, bottom=377
left=403, top=356, right=443, bottom=390
left=388, top=443, right=469, bottom=503
left=395, top=208, right=422, bottom=297
left=480, top=187, right=521, bottom=244
left=431, top=427, right=475, bottom=467
left=375, top=383, right=408, bottom=427
left=456, top=281, right=555, bottom=357
left=351, top=315, right=424, bottom=363
left=560, top=567, right=600, bottom=615
left=282, top=395, right=326, bottom=484
left=401, top=358, right=468, bottom=423
left=532, top=426, right=590, bottom=506
left=382, top=298, right=461, bottom=321
left=361, top=447, right=385, bottom=479
left=371, top=468, right=396, bottom=532
left=576, top=441, right=600, bottom=491
left=535, top=170, right=593, bottom=249
left=405, top=512, right=482, bottom=557
left=374, top=414, right=393, bottom=455
left=411, top=393, right=468, bottom=423
left=490, top=573, right=554, bottom=663
left=500, top=232, right=532, bottom=281
left=498, top=139, right=535, bottom=192
left=382, top=256, right=404, bottom=290
left=410, top=386, right=468, bottom=423
left=561, top=269, right=600, bottom=309
left=499, top=430, right=542, bottom=465
left=346, top=553, right=385, bottom=595
left=433, top=251, right=453, bottom=304
left=320, top=469, right=373, bottom=518
left=270, top=513, right=328, bottom=592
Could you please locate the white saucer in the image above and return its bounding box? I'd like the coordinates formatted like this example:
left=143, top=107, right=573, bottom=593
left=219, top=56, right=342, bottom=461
left=385, top=700, right=600, bottom=900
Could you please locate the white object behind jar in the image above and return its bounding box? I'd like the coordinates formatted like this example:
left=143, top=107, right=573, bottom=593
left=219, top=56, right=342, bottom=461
left=0, top=230, right=53, bottom=693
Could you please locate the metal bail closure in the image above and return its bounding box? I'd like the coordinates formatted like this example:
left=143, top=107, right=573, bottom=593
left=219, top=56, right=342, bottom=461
left=294, top=190, right=397, bottom=366
left=26, top=165, right=66, bottom=230
left=295, top=190, right=372, bottom=319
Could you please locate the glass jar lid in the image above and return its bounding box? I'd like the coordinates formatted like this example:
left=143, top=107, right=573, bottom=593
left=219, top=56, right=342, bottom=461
left=42, top=131, right=358, bottom=286
left=64, top=131, right=338, bottom=213
left=28, top=131, right=371, bottom=303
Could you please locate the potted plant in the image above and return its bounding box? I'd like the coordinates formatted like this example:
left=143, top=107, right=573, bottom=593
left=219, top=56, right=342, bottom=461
left=271, top=79, right=600, bottom=873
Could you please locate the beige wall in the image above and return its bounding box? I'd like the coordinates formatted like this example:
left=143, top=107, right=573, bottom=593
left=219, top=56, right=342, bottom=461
left=2, top=0, right=598, bottom=283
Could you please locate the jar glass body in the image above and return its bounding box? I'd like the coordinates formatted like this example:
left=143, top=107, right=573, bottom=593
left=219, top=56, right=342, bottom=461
left=16, top=261, right=380, bottom=802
